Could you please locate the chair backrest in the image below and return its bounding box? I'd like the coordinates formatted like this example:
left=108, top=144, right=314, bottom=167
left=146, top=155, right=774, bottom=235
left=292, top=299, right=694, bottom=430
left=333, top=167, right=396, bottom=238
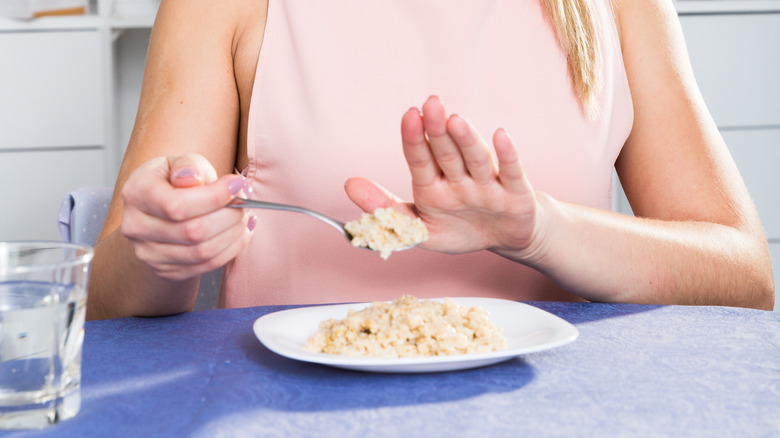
left=58, top=186, right=113, bottom=247
left=59, top=187, right=221, bottom=311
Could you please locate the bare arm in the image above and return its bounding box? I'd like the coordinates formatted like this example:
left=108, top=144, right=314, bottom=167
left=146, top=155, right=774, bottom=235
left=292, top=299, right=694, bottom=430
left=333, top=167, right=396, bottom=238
left=592, top=0, right=773, bottom=307
left=514, top=0, right=772, bottom=308
left=87, top=0, right=266, bottom=319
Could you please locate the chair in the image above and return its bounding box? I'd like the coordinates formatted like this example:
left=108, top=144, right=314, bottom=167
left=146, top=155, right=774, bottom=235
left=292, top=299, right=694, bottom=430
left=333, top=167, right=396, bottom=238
left=58, top=187, right=221, bottom=311
left=58, top=186, right=113, bottom=248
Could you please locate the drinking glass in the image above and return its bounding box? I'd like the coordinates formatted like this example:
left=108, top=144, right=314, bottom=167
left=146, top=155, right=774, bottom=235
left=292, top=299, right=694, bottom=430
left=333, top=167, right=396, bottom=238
left=0, top=241, right=93, bottom=429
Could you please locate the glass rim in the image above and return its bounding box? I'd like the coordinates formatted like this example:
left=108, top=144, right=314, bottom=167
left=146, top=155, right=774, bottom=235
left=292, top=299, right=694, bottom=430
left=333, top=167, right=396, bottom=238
left=0, top=240, right=94, bottom=276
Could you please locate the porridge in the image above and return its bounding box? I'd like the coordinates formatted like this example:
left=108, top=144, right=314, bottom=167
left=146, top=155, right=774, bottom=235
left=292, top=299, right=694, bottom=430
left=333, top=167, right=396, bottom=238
left=303, top=295, right=507, bottom=358
left=344, top=207, right=428, bottom=260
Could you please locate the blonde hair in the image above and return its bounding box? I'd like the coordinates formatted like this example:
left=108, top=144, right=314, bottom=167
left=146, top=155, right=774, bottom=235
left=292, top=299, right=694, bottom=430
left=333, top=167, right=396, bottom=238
left=541, top=0, right=601, bottom=118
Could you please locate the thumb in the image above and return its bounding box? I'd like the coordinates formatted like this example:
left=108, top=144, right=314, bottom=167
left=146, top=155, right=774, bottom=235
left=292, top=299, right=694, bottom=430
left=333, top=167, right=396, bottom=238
left=168, top=153, right=219, bottom=188
left=344, top=177, right=416, bottom=217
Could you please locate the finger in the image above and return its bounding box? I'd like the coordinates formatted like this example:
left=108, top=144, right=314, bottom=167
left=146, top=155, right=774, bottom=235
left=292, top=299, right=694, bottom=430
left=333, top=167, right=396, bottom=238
left=124, top=159, right=245, bottom=223
left=344, top=177, right=416, bottom=216
left=446, top=115, right=497, bottom=184
left=122, top=203, right=248, bottom=246
left=421, top=96, right=468, bottom=181
left=493, top=128, right=531, bottom=194
left=135, top=212, right=253, bottom=266
left=142, top=220, right=255, bottom=282
left=169, top=153, right=219, bottom=187
left=401, top=106, right=439, bottom=186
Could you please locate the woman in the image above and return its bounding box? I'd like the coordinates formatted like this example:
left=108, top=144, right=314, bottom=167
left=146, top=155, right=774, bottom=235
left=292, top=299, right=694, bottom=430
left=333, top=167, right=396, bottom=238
left=87, top=0, right=774, bottom=319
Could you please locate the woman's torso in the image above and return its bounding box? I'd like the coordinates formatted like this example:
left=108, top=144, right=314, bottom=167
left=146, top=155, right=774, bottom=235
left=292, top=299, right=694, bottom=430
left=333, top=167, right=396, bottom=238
left=224, top=0, right=633, bottom=307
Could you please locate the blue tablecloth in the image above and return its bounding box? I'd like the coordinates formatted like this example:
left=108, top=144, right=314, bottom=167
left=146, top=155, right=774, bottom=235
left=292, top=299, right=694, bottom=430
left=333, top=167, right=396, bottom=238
left=4, top=302, right=779, bottom=437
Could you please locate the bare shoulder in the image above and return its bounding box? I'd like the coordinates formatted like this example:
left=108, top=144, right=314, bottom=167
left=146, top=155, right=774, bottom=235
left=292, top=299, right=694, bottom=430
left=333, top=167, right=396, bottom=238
left=149, top=0, right=268, bottom=94
left=609, top=0, right=677, bottom=25
left=609, top=0, right=685, bottom=66
left=151, top=0, right=267, bottom=62
left=610, top=0, right=700, bottom=139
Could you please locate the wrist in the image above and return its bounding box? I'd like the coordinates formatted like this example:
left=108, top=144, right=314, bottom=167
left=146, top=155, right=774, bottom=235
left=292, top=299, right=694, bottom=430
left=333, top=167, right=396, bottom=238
left=490, top=191, right=560, bottom=268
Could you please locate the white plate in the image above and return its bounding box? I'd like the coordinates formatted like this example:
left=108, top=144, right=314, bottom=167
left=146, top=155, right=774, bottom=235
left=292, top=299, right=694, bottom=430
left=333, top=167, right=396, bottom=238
left=253, top=297, right=579, bottom=373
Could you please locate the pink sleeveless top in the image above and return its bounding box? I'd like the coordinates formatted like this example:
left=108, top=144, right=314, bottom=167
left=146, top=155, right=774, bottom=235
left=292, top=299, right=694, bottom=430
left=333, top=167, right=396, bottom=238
left=221, top=0, right=633, bottom=307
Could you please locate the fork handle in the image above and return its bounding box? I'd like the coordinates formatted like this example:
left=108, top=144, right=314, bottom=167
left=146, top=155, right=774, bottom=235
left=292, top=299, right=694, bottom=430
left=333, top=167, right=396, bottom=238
left=226, top=198, right=349, bottom=237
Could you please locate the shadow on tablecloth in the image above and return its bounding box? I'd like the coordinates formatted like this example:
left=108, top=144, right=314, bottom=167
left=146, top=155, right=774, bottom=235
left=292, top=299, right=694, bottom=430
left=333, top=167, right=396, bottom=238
left=237, top=330, right=534, bottom=411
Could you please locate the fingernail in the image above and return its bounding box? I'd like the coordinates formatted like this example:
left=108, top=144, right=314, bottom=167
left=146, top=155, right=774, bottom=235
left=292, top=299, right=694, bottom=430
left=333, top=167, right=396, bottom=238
left=247, top=215, right=258, bottom=232
left=228, top=177, right=244, bottom=195
left=173, top=167, right=198, bottom=180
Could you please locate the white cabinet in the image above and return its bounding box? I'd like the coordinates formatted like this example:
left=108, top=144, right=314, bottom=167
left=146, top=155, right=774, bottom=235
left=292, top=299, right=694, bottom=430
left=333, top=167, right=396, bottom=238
left=0, top=29, right=106, bottom=241
left=723, top=129, right=780, bottom=240
left=0, top=31, right=104, bottom=149
left=679, top=13, right=780, bottom=128
left=0, top=4, right=156, bottom=241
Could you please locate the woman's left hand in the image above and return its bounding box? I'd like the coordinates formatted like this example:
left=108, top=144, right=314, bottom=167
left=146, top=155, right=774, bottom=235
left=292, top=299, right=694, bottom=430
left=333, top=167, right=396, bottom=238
left=347, top=95, right=545, bottom=258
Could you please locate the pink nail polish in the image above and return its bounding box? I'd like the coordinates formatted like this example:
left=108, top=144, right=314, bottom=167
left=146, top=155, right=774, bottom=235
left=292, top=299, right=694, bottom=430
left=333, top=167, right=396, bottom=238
left=173, top=167, right=198, bottom=180
left=247, top=215, right=258, bottom=232
left=228, top=178, right=244, bottom=195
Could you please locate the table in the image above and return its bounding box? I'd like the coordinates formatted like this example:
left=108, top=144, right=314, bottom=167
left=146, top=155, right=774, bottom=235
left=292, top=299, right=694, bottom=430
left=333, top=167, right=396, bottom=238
left=4, top=302, right=779, bottom=437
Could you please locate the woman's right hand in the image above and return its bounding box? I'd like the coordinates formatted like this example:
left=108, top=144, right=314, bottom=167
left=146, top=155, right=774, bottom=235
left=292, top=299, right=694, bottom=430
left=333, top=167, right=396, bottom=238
left=119, top=153, right=256, bottom=282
